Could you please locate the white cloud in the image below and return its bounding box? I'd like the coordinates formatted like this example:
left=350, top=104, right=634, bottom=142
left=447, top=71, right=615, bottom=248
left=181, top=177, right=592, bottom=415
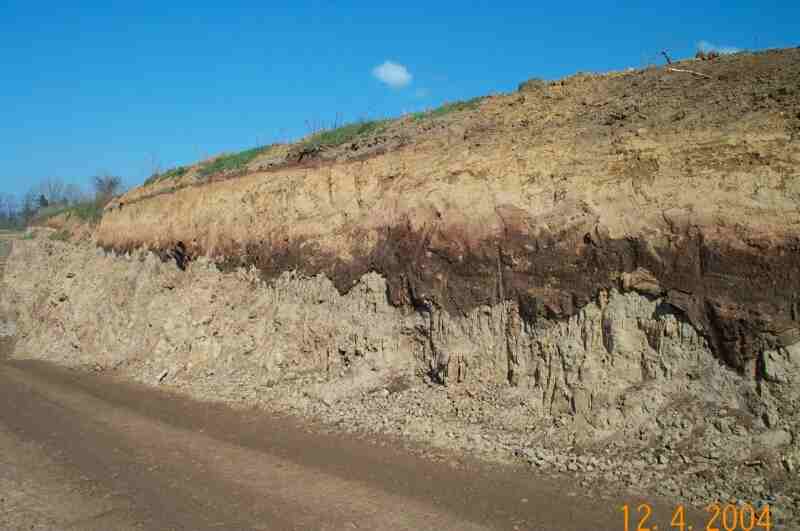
left=372, top=60, right=412, bottom=88
left=697, top=40, right=741, bottom=55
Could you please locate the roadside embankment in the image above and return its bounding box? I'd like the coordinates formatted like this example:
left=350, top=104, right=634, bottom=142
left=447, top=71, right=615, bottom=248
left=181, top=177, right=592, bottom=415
left=1, top=234, right=798, bottom=525
left=2, top=48, right=800, bottom=526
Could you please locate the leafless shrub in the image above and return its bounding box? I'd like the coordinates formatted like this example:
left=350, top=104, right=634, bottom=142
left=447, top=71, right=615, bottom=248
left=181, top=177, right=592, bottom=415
left=92, top=174, right=123, bottom=205
left=695, top=49, right=721, bottom=61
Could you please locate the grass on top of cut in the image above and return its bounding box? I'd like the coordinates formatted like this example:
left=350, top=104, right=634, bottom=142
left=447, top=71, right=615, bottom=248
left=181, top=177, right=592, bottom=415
left=410, top=96, right=485, bottom=121
left=144, top=166, right=189, bottom=187
left=304, top=119, right=390, bottom=149
left=198, top=145, right=275, bottom=178
left=34, top=200, right=105, bottom=226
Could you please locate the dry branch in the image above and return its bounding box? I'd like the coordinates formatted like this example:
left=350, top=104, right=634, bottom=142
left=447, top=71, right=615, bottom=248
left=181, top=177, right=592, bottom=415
left=666, top=67, right=712, bottom=79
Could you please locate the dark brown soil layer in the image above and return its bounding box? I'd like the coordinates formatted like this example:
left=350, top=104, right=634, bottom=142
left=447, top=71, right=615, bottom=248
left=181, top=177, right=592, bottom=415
left=103, top=212, right=800, bottom=373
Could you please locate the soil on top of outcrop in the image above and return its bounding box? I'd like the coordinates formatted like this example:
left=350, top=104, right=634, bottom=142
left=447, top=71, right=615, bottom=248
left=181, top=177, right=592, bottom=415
left=120, top=47, right=800, bottom=204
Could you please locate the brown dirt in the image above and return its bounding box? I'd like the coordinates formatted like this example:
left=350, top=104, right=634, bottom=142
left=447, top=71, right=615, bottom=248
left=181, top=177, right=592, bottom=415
left=0, top=359, right=707, bottom=530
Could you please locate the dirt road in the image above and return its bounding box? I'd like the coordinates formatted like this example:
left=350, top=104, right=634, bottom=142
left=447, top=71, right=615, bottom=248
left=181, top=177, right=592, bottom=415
left=0, top=359, right=710, bottom=531
left=0, top=232, right=711, bottom=530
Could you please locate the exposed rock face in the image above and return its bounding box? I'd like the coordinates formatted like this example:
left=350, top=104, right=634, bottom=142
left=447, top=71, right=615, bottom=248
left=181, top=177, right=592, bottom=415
left=3, top=238, right=798, bottom=442
left=2, top=235, right=799, bottom=523
left=98, top=49, right=800, bottom=372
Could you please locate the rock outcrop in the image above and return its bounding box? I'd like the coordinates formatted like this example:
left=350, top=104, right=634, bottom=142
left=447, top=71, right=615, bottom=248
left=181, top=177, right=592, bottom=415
left=98, top=48, right=800, bottom=373
left=3, top=236, right=798, bottom=450
left=2, top=229, right=799, bottom=523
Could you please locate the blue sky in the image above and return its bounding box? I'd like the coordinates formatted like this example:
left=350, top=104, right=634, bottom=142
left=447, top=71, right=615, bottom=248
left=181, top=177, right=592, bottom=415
left=1, top=1, right=798, bottom=198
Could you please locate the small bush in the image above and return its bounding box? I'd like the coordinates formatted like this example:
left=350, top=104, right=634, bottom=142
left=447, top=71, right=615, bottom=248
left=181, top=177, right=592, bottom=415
left=66, top=201, right=104, bottom=223
left=411, top=96, right=485, bottom=122
left=35, top=203, right=71, bottom=220
left=144, top=166, right=189, bottom=187
left=198, top=145, right=274, bottom=178
left=48, top=230, right=70, bottom=241
left=518, top=78, right=547, bottom=93
left=304, top=120, right=389, bottom=149
left=695, top=50, right=720, bottom=60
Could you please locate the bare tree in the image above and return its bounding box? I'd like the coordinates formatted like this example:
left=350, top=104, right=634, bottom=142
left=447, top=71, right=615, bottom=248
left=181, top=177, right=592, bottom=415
left=63, top=183, right=87, bottom=204
left=21, top=190, right=38, bottom=223
left=36, top=177, right=69, bottom=206
left=148, top=152, right=161, bottom=177
left=92, top=174, right=123, bottom=205
left=0, top=193, right=20, bottom=228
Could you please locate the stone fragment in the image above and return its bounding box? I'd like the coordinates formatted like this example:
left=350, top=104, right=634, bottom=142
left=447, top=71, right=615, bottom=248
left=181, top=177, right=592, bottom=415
left=755, top=429, right=792, bottom=449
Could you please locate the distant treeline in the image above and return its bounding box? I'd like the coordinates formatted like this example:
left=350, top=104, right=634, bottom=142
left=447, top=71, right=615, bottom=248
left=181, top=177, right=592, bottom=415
left=0, top=175, right=124, bottom=229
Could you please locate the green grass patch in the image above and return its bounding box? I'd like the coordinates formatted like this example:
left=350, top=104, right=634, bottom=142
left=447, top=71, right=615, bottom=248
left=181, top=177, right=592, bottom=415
left=34, top=200, right=105, bottom=226
left=411, top=96, right=485, bottom=121
left=65, top=201, right=104, bottom=224
left=144, top=165, right=189, bottom=187
left=48, top=230, right=70, bottom=241
left=198, top=145, right=274, bottom=178
left=304, top=120, right=389, bottom=149
left=34, top=204, right=71, bottom=220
